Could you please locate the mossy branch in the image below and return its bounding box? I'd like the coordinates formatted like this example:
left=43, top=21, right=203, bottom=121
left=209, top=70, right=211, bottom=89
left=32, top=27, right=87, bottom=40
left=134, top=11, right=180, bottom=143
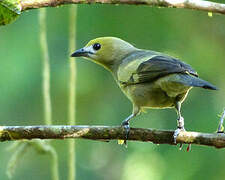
left=1, top=125, right=225, bottom=149
left=1, top=0, right=225, bottom=25
left=20, top=0, right=225, bottom=15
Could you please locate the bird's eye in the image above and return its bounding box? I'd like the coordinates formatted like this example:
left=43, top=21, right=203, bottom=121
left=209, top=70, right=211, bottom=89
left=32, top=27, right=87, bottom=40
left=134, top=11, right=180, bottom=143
left=93, top=43, right=101, bottom=51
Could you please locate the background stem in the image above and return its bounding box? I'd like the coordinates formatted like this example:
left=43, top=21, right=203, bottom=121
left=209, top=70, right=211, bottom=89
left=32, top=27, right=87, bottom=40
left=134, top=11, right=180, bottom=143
left=68, top=5, right=77, bottom=180
left=39, top=8, right=59, bottom=180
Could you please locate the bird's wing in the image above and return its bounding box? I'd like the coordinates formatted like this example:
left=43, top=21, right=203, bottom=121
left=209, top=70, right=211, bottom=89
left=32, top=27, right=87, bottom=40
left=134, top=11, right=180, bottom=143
left=118, top=55, right=198, bottom=85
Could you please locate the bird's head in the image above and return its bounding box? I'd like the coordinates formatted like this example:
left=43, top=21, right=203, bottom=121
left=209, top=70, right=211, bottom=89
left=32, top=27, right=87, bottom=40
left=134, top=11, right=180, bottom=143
left=71, top=37, right=136, bottom=70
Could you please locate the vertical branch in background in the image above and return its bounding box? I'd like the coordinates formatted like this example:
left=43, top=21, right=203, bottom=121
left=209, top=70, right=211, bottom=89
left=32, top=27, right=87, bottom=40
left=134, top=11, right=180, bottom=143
left=68, top=5, right=77, bottom=180
left=39, top=8, right=59, bottom=180
left=39, top=8, right=52, bottom=126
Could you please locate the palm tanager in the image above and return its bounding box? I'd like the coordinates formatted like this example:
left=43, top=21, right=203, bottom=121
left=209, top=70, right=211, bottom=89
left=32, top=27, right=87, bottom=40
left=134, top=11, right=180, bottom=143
left=71, top=37, right=217, bottom=144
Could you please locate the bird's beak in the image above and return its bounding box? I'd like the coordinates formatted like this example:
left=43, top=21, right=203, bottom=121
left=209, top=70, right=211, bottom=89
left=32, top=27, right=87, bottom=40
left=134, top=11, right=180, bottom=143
left=71, top=48, right=89, bottom=57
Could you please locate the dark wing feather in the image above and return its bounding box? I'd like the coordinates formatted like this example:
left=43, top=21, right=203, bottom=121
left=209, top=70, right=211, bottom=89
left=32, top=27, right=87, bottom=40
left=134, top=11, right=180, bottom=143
left=129, top=55, right=198, bottom=84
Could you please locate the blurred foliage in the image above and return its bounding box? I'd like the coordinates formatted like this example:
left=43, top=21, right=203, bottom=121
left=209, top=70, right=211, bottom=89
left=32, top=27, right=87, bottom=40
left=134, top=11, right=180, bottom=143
left=0, top=0, right=21, bottom=25
left=0, top=4, right=225, bottom=180
left=6, top=140, right=58, bottom=179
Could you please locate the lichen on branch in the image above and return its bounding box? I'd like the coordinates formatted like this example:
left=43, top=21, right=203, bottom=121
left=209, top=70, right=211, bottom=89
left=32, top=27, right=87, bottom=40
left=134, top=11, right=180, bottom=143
left=19, top=0, right=225, bottom=14
left=1, top=125, right=225, bottom=149
left=1, top=0, right=225, bottom=25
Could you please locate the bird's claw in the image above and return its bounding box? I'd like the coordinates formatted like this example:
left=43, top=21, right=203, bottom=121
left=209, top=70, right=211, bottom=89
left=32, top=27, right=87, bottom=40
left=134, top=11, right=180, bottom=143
left=217, top=124, right=224, bottom=133
left=121, top=121, right=130, bottom=146
left=173, top=126, right=185, bottom=144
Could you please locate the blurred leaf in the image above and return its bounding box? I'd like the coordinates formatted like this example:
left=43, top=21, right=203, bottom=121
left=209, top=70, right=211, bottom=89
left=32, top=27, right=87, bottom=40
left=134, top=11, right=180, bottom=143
left=208, top=12, right=213, bottom=17
left=118, top=139, right=125, bottom=145
left=0, top=0, right=21, bottom=25
left=122, top=151, right=165, bottom=180
left=6, top=142, right=29, bottom=179
left=6, top=140, right=58, bottom=179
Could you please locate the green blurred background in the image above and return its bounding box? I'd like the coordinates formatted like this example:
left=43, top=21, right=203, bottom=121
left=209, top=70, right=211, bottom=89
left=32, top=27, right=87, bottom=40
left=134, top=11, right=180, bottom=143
left=0, top=4, right=225, bottom=180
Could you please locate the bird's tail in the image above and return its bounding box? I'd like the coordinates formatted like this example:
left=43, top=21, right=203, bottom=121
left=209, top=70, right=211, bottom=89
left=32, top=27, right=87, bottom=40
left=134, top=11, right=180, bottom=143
left=178, top=74, right=218, bottom=90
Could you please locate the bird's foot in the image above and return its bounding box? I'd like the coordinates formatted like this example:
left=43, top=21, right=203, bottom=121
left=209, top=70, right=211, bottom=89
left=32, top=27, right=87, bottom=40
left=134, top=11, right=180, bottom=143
left=217, top=124, right=224, bottom=133
left=187, top=144, right=191, bottom=152
left=121, top=120, right=130, bottom=146
left=173, top=126, right=185, bottom=144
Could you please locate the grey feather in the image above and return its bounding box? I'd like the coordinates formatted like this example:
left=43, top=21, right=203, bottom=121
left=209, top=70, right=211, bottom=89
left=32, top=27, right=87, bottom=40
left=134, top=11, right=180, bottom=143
left=174, top=74, right=218, bottom=90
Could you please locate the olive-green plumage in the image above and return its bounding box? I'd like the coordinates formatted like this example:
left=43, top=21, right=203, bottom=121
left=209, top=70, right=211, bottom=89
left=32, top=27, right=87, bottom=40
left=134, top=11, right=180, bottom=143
left=71, top=37, right=217, bottom=143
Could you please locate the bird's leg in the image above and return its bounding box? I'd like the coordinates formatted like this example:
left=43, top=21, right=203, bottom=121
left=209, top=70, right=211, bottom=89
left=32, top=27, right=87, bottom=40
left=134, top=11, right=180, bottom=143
left=174, top=102, right=185, bottom=144
left=121, top=106, right=140, bottom=145
left=121, top=114, right=134, bottom=142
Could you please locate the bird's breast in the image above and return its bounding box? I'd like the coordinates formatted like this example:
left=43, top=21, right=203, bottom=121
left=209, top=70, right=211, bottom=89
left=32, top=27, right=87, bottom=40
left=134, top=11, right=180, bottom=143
left=120, top=82, right=174, bottom=108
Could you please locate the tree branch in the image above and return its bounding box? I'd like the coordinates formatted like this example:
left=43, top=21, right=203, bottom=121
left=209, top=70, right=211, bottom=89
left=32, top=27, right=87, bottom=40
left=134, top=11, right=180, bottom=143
left=1, top=125, right=225, bottom=148
left=20, top=0, right=225, bottom=15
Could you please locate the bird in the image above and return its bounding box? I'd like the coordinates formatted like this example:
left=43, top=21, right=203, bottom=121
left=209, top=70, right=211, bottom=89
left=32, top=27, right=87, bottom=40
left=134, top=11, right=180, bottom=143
left=71, top=37, right=217, bottom=144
